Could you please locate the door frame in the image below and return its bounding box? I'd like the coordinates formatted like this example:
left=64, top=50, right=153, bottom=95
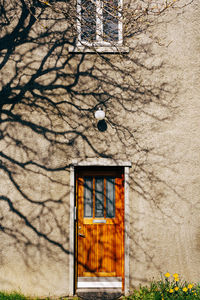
left=69, top=159, right=131, bottom=296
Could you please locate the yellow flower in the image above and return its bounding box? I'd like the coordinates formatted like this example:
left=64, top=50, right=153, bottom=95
left=188, top=284, right=193, bottom=289
left=174, top=287, right=179, bottom=291
left=165, top=272, right=171, bottom=278
left=183, top=287, right=188, bottom=292
left=169, top=289, right=174, bottom=293
left=173, top=273, right=179, bottom=281
left=174, top=277, right=179, bottom=282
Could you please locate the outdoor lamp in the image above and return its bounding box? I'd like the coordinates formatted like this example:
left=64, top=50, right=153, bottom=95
left=94, top=108, right=105, bottom=120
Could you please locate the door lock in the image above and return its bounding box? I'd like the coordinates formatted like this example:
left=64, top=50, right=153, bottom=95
left=78, top=233, right=85, bottom=238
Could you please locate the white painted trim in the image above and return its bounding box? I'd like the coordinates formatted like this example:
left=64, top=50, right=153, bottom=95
left=124, top=166, right=130, bottom=295
left=69, top=165, right=75, bottom=296
left=71, top=159, right=131, bottom=167
left=77, top=282, right=122, bottom=288
left=118, top=0, right=123, bottom=45
left=69, top=159, right=131, bottom=296
left=77, top=0, right=81, bottom=45
left=96, top=0, right=103, bottom=43
left=68, top=45, right=129, bottom=53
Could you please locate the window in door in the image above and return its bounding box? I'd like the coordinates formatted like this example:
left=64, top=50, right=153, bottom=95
left=83, top=176, right=116, bottom=219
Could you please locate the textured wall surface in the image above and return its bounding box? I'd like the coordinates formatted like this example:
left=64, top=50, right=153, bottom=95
left=0, top=0, right=199, bottom=297
left=128, top=0, right=200, bottom=288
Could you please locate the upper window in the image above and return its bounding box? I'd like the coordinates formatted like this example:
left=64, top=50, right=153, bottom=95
left=77, top=0, right=123, bottom=47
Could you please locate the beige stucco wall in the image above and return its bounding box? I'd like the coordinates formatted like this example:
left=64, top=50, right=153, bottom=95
left=128, top=0, right=200, bottom=287
left=0, top=0, right=199, bottom=297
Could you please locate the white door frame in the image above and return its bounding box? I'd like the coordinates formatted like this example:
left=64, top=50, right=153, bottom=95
left=69, top=159, right=131, bottom=296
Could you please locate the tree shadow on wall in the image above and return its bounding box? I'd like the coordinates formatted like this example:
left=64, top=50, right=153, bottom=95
left=0, top=0, right=196, bottom=296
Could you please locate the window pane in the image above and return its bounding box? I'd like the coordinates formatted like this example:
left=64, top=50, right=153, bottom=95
left=81, top=0, right=96, bottom=42
left=95, top=177, right=104, bottom=217
left=106, top=177, right=115, bottom=217
left=84, top=177, right=93, bottom=217
left=103, top=0, right=118, bottom=42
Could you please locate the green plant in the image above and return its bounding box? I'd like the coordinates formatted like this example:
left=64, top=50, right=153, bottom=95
left=122, top=273, right=200, bottom=299
left=0, top=291, right=27, bottom=300
left=0, top=292, right=79, bottom=300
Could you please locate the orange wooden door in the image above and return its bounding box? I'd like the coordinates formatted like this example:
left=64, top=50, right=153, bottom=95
left=76, top=167, right=124, bottom=289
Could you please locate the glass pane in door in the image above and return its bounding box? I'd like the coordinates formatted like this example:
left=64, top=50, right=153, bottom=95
left=106, top=177, right=115, bottom=217
left=84, top=177, right=93, bottom=217
left=95, top=177, right=104, bottom=217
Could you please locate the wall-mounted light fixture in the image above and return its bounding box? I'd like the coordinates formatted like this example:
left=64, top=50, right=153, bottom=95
left=94, top=108, right=105, bottom=120
left=94, top=108, right=107, bottom=132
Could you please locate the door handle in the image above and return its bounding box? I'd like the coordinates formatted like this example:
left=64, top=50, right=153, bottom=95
left=78, top=233, right=85, bottom=238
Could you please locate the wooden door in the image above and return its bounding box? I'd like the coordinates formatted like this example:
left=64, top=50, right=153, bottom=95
left=76, top=167, right=124, bottom=290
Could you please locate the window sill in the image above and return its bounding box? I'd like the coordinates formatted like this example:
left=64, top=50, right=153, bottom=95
left=68, top=45, right=129, bottom=54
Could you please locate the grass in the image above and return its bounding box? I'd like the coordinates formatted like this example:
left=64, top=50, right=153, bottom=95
left=0, top=292, right=27, bottom=300
left=1, top=274, right=200, bottom=299
left=0, top=292, right=77, bottom=300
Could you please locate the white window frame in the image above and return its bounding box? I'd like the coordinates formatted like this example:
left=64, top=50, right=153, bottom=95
left=77, top=0, right=123, bottom=47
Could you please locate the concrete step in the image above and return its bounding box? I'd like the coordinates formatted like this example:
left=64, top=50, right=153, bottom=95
left=77, top=289, right=122, bottom=300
